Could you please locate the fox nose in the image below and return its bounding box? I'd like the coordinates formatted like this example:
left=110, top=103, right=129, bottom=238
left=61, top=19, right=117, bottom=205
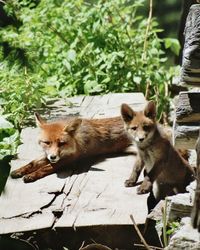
left=50, top=155, right=57, bottom=161
left=139, top=138, right=144, bottom=142
left=48, top=154, right=60, bottom=163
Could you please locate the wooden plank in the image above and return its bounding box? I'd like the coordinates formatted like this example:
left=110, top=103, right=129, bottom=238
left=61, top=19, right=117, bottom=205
left=173, top=123, right=200, bottom=149
left=43, top=93, right=145, bottom=119
left=180, top=4, right=200, bottom=86
left=80, top=95, right=105, bottom=118
left=106, top=93, right=145, bottom=108
left=176, top=92, right=200, bottom=123
left=0, top=93, right=147, bottom=237
left=80, top=93, right=146, bottom=118
left=54, top=155, right=147, bottom=229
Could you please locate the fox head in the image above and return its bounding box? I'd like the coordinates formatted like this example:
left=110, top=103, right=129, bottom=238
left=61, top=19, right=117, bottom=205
left=35, top=113, right=82, bottom=163
left=121, top=101, right=157, bottom=146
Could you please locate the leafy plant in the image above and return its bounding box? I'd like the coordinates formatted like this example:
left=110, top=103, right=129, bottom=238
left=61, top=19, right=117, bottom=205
left=166, top=221, right=180, bottom=236
left=0, top=116, right=20, bottom=193
left=0, top=116, right=19, bottom=159
left=0, top=0, right=179, bottom=122
left=164, top=38, right=181, bottom=56
left=161, top=199, right=181, bottom=247
left=0, top=62, right=45, bottom=129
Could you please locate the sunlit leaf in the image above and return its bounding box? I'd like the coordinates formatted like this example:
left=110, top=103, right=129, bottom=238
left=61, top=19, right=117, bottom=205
left=164, top=38, right=180, bottom=56
left=67, top=49, right=76, bottom=62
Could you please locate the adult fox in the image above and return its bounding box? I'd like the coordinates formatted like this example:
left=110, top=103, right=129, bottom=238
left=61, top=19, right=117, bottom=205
left=121, top=101, right=195, bottom=205
left=11, top=113, right=133, bottom=182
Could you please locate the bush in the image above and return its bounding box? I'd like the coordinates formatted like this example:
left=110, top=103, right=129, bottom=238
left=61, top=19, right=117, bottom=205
left=0, top=116, right=20, bottom=193
left=0, top=61, right=45, bottom=128
left=0, top=0, right=179, bottom=124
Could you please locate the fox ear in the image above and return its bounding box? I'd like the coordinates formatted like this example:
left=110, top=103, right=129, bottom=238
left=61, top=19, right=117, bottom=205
left=64, top=118, right=82, bottom=135
left=121, top=103, right=135, bottom=123
left=34, top=112, right=46, bottom=127
left=144, top=101, right=156, bottom=120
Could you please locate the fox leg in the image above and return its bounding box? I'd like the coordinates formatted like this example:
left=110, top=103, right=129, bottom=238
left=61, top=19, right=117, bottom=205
left=10, top=157, right=49, bottom=178
left=137, top=176, right=152, bottom=194
left=23, top=163, right=56, bottom=183
left=137, top=159, right=163, bottom=195
left=125, top=156, right=144, bottom=187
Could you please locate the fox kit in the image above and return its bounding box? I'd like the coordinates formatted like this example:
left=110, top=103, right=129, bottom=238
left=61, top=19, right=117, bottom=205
left=191, top=133, right=200, bottom=232
left=11, top=113, right=133, bottom=182
left=121, top=101, right=194, bottom=202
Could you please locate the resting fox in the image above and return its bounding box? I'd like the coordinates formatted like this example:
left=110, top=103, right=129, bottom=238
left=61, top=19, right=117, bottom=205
left=121, top=101, right=194, bottom=203
left=11, top=113, right=133, bottom=182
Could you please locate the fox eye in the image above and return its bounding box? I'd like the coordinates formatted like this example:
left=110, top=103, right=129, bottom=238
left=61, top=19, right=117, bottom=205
left=58, top=141, right=67, bottom=147
left=131, top=126, right=137, bottom=131
left=143, top=125, right=150, bottom=131
left=41, top=141, right=50, bottom=145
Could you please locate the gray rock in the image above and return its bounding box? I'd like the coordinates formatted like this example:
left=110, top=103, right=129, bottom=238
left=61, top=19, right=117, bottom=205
left=166, top=193, right=193, bottom=222
left=165, top=217, right=200, bottom=250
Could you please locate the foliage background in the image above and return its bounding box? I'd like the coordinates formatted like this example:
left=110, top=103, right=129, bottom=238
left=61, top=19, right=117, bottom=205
left=0, top=0, right=181, bottom=123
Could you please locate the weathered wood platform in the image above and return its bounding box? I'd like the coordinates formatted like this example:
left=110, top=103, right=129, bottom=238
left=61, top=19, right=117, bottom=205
left=0, top=93, right=150, bottom=249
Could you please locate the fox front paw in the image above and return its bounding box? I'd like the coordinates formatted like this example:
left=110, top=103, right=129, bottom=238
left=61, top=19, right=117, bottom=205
left=124, top=179, right=136, bottom=187
left=23, top=174, right=37, bottom=183
left=10, top=170, right=23, bottom=179
left=137, top=181, right=152, bottom=194
left=137, top=185, right=149, bottom=194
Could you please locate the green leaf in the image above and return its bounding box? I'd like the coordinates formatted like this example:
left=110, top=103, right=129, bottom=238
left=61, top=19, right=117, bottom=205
left=84, top=81, right=102, bottom=95
left=127, top=72, right=132, bottom=79
left=0, top=116, right=13, bottom=129
left=133, top=76, right=142, bottom=85
left=102, top=77, right=111, bottom=84
left=164, top=38, right=180, bottom=56
left=63, top=59, right=71, bottom=72
left=67, top=49, right=76, bottom=62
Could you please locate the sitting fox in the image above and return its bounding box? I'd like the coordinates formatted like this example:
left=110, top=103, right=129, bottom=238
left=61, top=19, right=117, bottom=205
left=11, top=113, right=133, bottom=182
left=191, top=133, right=200, bottom=232
left=121, top=101, right=194, bottom=203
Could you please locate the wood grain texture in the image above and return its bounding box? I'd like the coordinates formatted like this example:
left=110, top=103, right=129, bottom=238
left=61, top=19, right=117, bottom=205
left=176, top=92, right=200, bottom=123
left=0, top=93, right=148, bottom=236
left=173, top=123, right=200, bottom=149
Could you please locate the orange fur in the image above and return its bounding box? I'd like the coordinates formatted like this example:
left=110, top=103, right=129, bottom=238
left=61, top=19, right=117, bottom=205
left=11, top=114, right=133, bottom=182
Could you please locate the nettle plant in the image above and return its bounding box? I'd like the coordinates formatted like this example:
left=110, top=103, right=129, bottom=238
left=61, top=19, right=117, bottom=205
left=1, top=0, right=179, bottom=122
left=0, top=62, right=45, bottom=129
